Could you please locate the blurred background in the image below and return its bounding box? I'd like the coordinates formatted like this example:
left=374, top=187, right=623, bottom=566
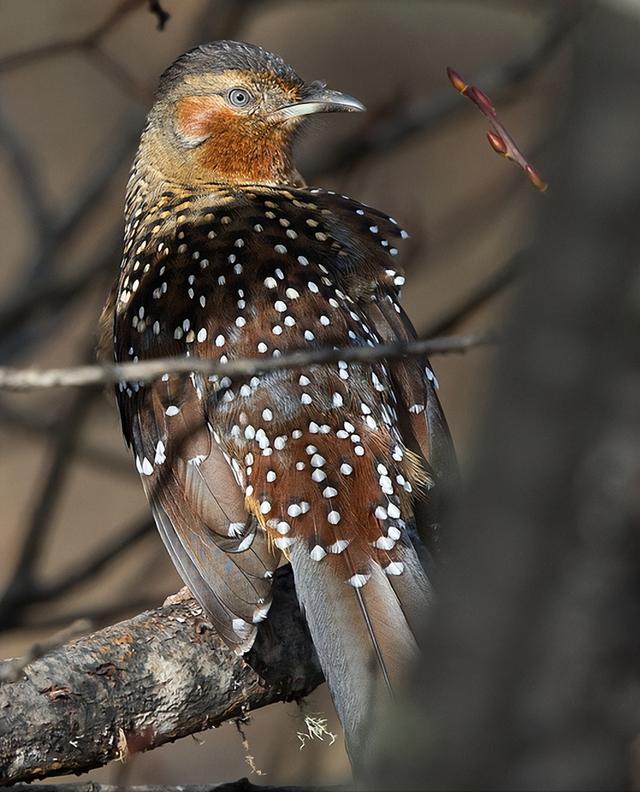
left=0, top=0, right=570, bottom=785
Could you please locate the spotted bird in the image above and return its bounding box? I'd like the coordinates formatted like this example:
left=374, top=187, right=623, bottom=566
left=99, top=40, right=456, bottom=765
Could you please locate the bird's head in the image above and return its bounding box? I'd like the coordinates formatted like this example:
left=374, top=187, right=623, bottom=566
left=143, top=40, right=365, bottom=187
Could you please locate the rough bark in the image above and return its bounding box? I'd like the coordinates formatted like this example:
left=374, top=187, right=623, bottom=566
left=0, top=567, right=323, bottom=785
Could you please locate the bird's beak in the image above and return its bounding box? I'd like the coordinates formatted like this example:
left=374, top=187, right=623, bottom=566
left=273, top=87, right=366, bottom=121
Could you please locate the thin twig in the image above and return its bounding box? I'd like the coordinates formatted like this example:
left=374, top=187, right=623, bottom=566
left=0, top=332, right=496, bottom=392
left=308, top=8, right=578, bottom=180
left=446, top=66, right=547, bottom=190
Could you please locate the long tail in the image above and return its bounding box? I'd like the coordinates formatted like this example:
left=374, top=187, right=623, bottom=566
left=289, top=537, right=433, bottom=765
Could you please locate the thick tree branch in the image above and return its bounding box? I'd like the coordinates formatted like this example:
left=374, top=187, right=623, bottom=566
left=0, top=567, right=323, bottom=785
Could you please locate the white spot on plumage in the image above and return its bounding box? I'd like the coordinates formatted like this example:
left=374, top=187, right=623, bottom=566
left=328, top=538, right=349, bottom=553
left=154, top=441, right=166, bottom=465
left=310, top=545, right=326, bottom=561
left=323, top=487, right=338, bottom=498
left=387, top=503, right=401, bottom=519
left=166, top=405, right=180, bottom=416
left=232, top=618, right=252, bottom=639
left=237, top=531, right=255, bottom=552
left=388, top=525, right=402, bottom=541
left=385, top=562, right=404, bottom=576
left=327, top=510, right=341, bottom=524
left=252, top=602, right=271, bottom=623
left=348, top=574, right=370, bottom=588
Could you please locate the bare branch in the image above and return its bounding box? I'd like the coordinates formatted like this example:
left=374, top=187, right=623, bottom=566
left=0, top=332, right=496, bottom=392
left=0, top=568, right=323, bottom=785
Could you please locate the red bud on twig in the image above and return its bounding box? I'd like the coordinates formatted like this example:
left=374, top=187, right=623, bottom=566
left=447, top=66, right=548, bottom=192
left=447, top=67, right=468, bottom=95
left=487, top=131, right=508, bottom=156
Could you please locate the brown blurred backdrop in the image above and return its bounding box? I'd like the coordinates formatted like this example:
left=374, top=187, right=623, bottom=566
left=0, top=0, right=565, bottom=785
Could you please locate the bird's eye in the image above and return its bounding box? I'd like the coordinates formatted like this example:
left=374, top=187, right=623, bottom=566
left=227, top=88, right=252, bottom=108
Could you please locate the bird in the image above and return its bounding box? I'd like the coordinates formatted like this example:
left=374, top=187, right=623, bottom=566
left=99, top=40, right=456, bottom=767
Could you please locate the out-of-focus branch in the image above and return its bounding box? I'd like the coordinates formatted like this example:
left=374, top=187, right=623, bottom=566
left=0, top=344, right=99, bottom=631
left=0, top=0, right=145, bottom=76
left=373, top=4, right=640, bottom=789
left=0, top=567, right=323, bottom=785
left=0, top=104, right=51, bottom=235
left=0, top=398, right=133, bottom=475
left=422, top=250, right=527, bottom=337
left=25, top=517, right=154, bottom=606
left=0, top=331, right=496, bottom=392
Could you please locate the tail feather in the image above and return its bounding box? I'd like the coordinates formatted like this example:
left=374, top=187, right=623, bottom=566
left=289, top=540, right=425, bottom=765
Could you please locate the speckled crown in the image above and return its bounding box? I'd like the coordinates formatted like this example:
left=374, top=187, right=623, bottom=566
left=155, top=40, right=304, bottom=100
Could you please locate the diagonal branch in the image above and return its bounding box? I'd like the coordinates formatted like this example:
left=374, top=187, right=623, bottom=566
left=0, top=567, right=323, bottom=785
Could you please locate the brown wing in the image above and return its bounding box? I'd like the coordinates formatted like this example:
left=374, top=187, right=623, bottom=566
left=278, top=186, right=458, bottom=553
left=110, top=205, right=283, bottom=653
